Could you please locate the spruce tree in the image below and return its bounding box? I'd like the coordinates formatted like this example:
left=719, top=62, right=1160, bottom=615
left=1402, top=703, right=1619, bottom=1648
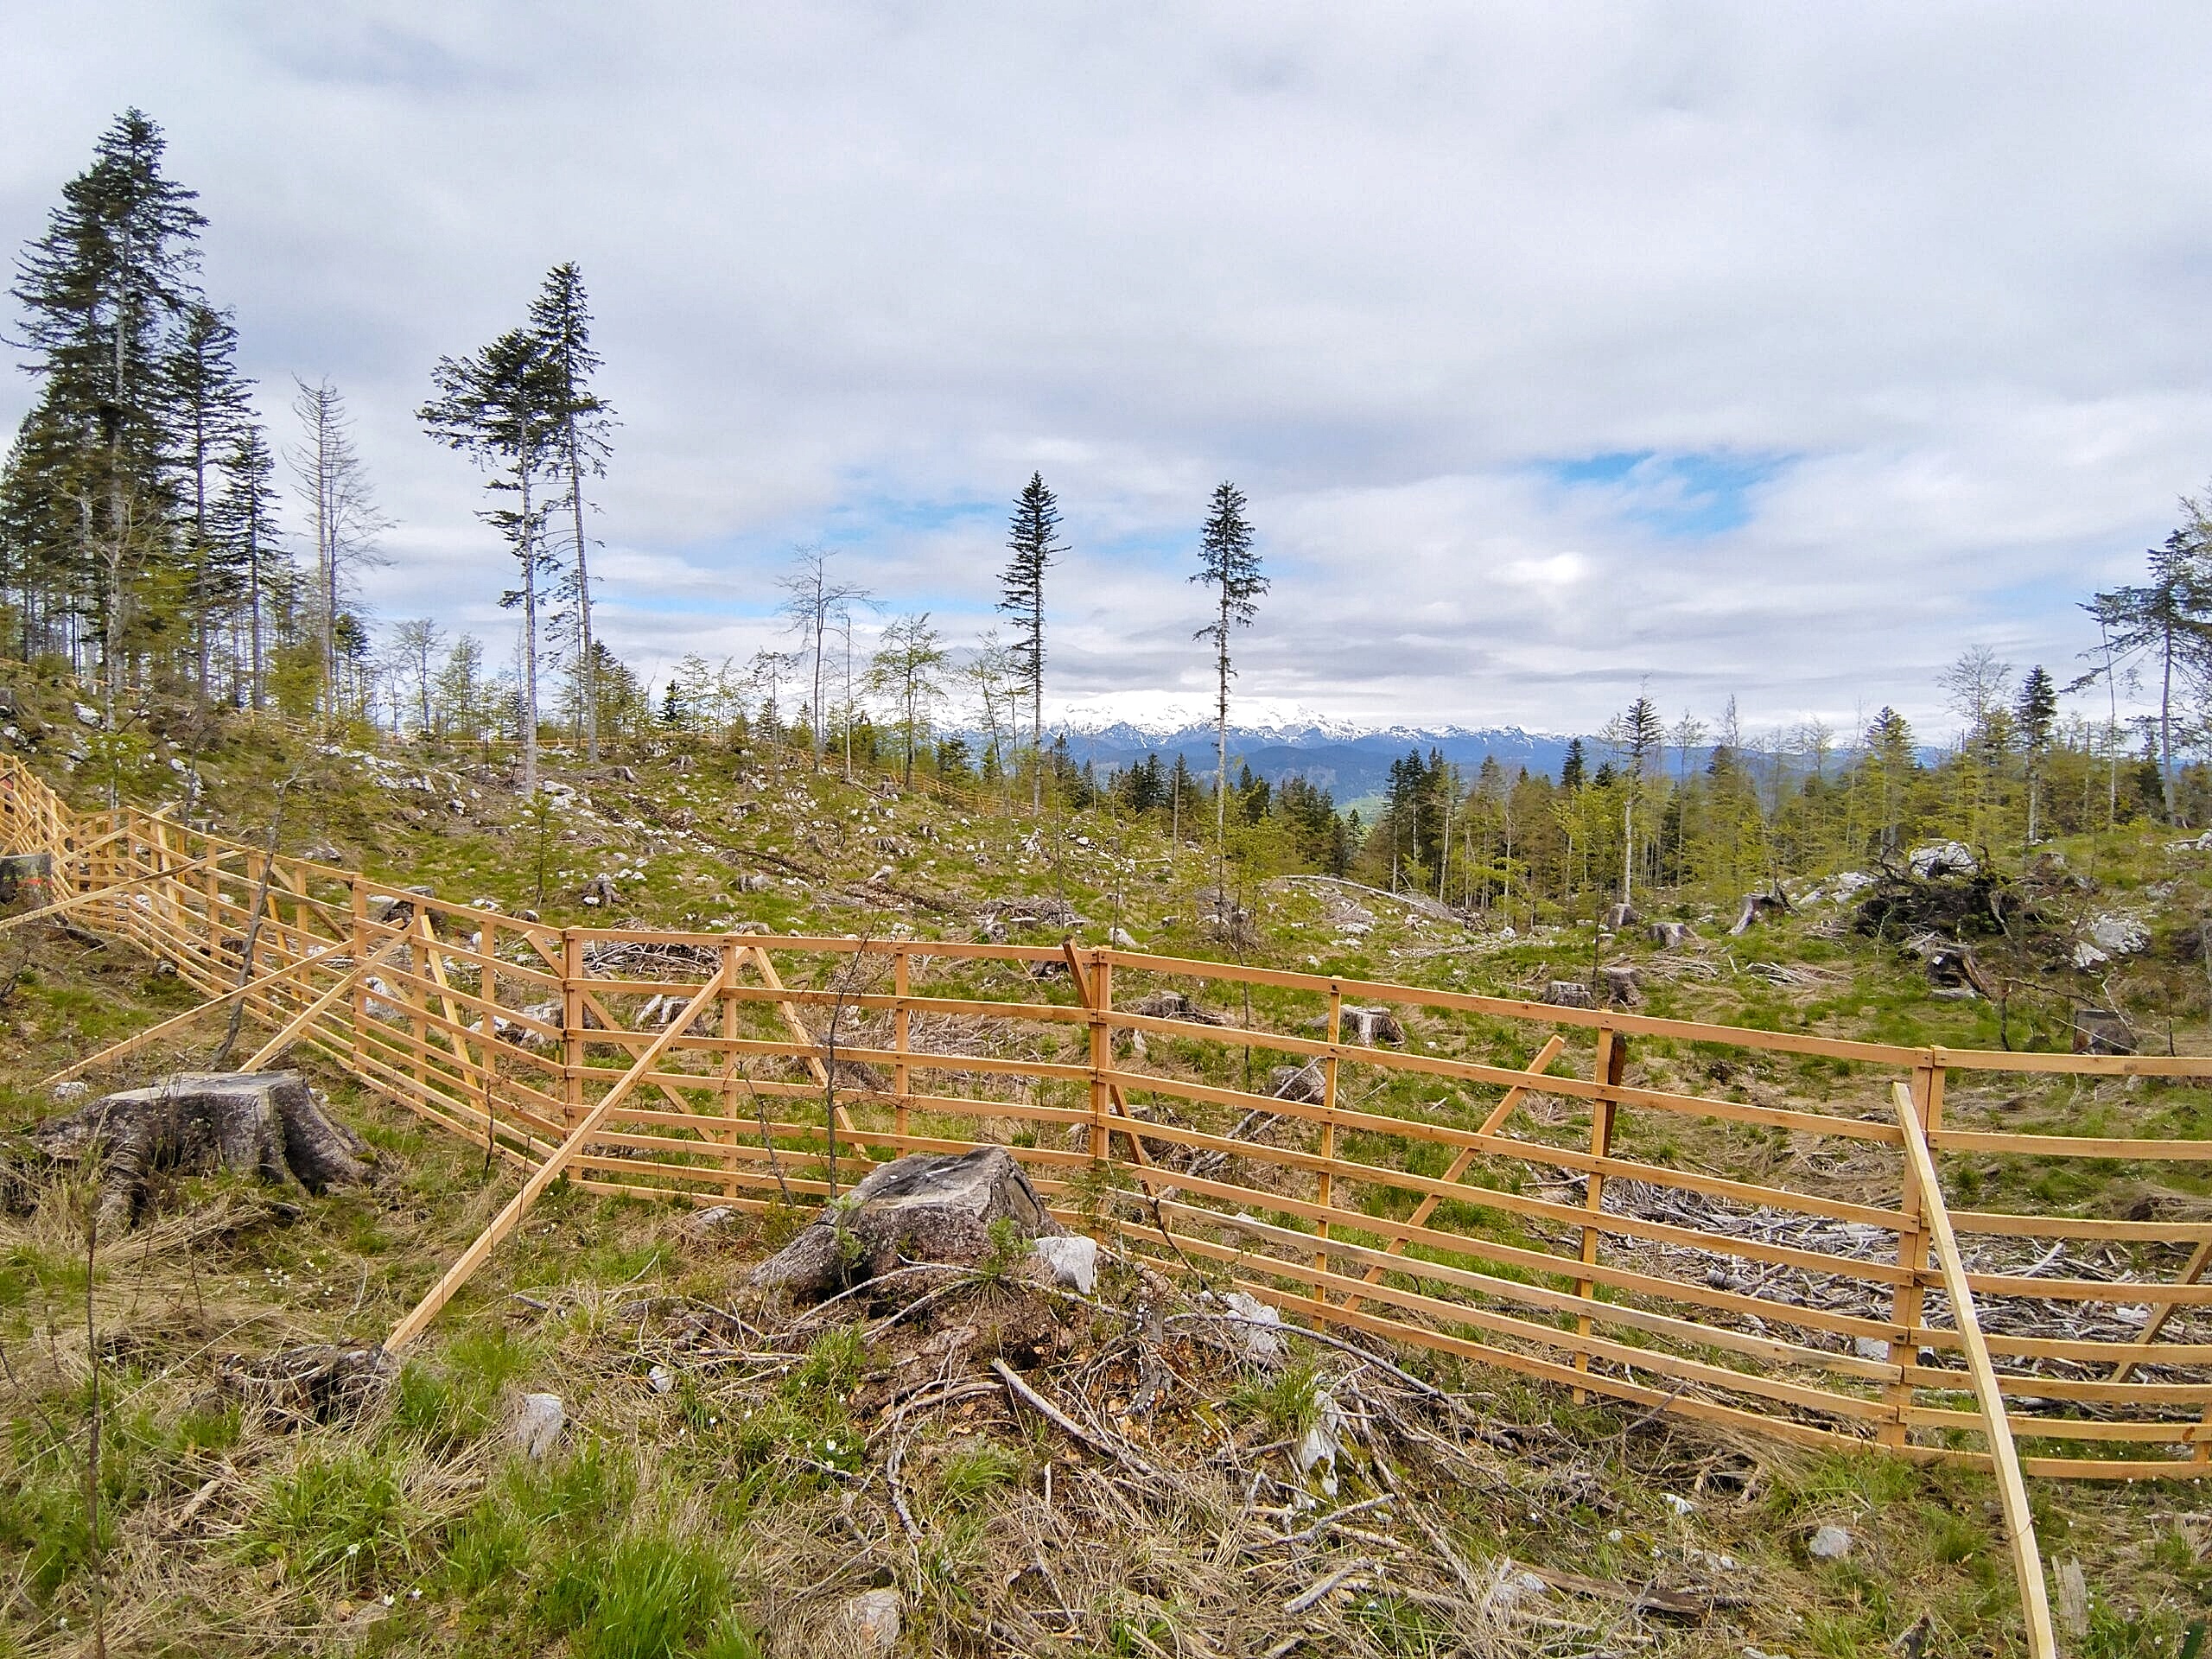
left=528, top=263, right=615, bottom=760
left=999, top=472, right=1062, bottom=810
left=421, top=327, right=559, bottom=792
left=6, top=108, right=205, bottom=690
left=1560, top=737, right=1587, bottom=790
left=2082, top=528, right=2212, bottom=825
left=209, top=417, right=281, bottom=709
left=165, top=302, right=252, bottom=700
left=1191, top=480, right=1266, bottom=867
left=2015, top=664, right=2058, bottom=847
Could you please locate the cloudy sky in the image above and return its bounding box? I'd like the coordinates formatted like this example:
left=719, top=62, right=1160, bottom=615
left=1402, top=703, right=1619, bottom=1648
left=7, top=3, right=2211, bottom=739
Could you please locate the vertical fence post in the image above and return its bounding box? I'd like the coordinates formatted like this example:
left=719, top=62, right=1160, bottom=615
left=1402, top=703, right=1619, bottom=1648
left=1884, top=1055, right=1945, bottom=1448
left=1085, top=948, right=1111, bottom=1163
left=1573, top=1025, right=1624, bottom=1393
left=719, top=938, right=741, bottom=1200
left=563, top=929, right=586, bottom=1132
left=478, top=916, right=501, bottom=1140
left=347, top=877, right=369, bottom=1077
left=200, top=842, right=222, bottom=969
left=1316, top=985, right=1343, bottom=1311
left=893, top=944, right=912, bottom=1146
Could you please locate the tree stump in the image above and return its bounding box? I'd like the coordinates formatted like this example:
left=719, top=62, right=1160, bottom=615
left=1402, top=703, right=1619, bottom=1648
left=19, top=1071, right=374, bottom=1231
left=1729, top=891, right=1789, bottom=936
left=2071, top=1008, right=2135, bottom=1057
left=1650, top=921, right=1696, bottom=950
left=0, top=852, right=54, bottom=906
left=1599, top=964, right=1642, bottom=1007
left=750, top=1146, right=1062, bottom=1303
left=1542, top=980, right=1595, bottom=1010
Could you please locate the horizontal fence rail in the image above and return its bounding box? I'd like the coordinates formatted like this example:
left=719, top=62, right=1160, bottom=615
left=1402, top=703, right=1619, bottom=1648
left=6, top=756, right=2211, bottom=1484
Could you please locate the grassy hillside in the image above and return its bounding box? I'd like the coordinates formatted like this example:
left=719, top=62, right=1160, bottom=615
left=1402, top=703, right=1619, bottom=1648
left=3, top=694, right=2210, bottom=1656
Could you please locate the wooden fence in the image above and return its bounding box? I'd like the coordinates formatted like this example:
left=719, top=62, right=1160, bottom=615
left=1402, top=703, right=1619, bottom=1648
left=5, top=757, right=2210, bottom=1495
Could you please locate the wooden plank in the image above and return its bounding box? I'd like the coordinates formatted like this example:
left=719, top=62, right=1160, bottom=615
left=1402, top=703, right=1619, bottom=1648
left=1099, top=946, right=1930, bottom=1064
left=240, top=930, right=413, bottom=1072
left=1574, top=1028, right=1624, bottom=1389
left=1933, top=1130, right=2212, bottom=1161
left=1885, top=1062, right=1942, bottom=1450
left=1893, top=1083, right=2056, bottom=1659
left=2111, top=1240, right=2212, bottom=1382
left=1060, top=938, right=1153, bottom=1165
left=1151, top=1195, right=1898, bottom=1386
left=385, top=963, right=734, bottom=1351
left=1949, top=1210, right=2212, bottom=1244
left=0, top=856, right=220, bottom=934
left=1107, top=1110, right=1912, bottom=1287
left=1123, top=1219, right=1894, bottom=1427
left=746, top=940, right=863, bottom=1143
left=1336, top=1034, right=1567, bottom=1318
left=1119, top=1155, right=1904, bottom=1344
left=37, top=933, right=358, bottom=1086
left=1317, top=984, right=1342, bottom=1306
left=1108, top=1004, right=1907, bottom=1143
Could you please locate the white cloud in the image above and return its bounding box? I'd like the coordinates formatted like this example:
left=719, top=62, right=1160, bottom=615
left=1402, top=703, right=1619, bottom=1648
left=3, top=2, right=2209, bottom=737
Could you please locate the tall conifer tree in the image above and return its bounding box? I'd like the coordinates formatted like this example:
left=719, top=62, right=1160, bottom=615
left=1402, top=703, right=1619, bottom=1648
left=1000, top=472, right=1062, bottom=810
left=1191, top=480, right=1265, bottom=864
left=421, top=327, right=560, bottom=793
left=6, top=108, right=205, bottom=690
left=528, top=263, right=614, bottom=760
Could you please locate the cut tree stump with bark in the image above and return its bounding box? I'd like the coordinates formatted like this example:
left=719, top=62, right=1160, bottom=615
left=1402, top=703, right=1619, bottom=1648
left=751, top=1146, right=1063, bottom=1303
left=17, top=1071, right=373, bottom=1231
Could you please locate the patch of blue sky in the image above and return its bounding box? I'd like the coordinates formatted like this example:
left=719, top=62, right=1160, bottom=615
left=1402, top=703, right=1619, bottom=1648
left=1545, top=449, right=1789, bottom=538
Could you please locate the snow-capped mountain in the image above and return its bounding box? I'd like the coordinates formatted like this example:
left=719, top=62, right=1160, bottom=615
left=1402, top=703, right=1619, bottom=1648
left=1018, top=694, right=1579, bottom=801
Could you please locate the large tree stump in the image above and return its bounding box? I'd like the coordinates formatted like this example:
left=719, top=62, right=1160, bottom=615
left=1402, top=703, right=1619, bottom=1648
left=20, top=1071, right=374, bottom=1231
left=752, top=1146, right=1062, bottom=1303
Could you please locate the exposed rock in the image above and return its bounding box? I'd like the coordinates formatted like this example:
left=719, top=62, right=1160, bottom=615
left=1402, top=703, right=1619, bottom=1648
left=1108, top=926, right=1142, bottom=950
left=750, top=1147, right=1062, bottom=1302
left=842, top=1588, right=903, bottom=1654
left=1293, top=1385, right=1348, bottom=1496
left=512, top=1392, right=565, bottom=1459
left=1219, top=1289, right=1282, bottom=1363
left=1908, top=840, right=1978, bottom=879
left=1032, top=1234, right=1098, bottom=1293
left=1807, top=1523, right=1853, bottom=1561
left=580, top=873, right=620, bottom=906
left=21, top=1071, right=373, bottom=1231
left=683, top=1205, right=741, bottom=1238
left=1542, top=980, right=1595, bottom=1010
left=2077, top=912, right=2149, bottom=969
left=50, top=1079, right=88, bottom=1103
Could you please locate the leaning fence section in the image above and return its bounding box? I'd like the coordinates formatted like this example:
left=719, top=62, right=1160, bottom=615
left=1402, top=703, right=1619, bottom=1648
left=3, top=756, right=2209, bottom=1484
